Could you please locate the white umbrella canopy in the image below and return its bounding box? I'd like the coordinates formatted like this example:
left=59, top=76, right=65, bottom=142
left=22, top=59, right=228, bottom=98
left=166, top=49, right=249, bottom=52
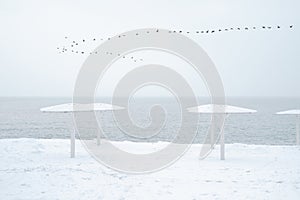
left=276, top=109, right=300, bottom=115
left=40, top=103, right=124, bottom=113
left=276, top=109, right=300, bottom=145
left=188, top=104, right=257, bottom=114
left=188, top=104, right=257, bottom=160
left=40, top=103, right=124, bottom=158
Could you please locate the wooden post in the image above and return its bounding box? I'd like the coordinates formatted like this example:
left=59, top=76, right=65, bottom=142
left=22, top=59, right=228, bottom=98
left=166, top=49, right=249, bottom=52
left=71, top=129, right=75, bottom=158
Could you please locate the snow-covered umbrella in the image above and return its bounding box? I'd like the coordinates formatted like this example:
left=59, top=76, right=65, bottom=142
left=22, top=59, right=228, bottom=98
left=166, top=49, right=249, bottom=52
left=40, top=103, right=124, bottom=158
left=276, top=109, right=300, bottom=145
left=188, top=104, right=257, bottom=160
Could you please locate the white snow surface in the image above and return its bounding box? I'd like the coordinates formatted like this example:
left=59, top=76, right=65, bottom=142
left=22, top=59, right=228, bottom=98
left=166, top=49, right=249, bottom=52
left=1, top=139, right=300, bottom=200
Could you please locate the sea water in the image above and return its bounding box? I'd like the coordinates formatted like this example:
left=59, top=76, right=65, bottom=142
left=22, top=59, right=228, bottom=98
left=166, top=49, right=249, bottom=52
left=0, top=97, right=299, bottom=145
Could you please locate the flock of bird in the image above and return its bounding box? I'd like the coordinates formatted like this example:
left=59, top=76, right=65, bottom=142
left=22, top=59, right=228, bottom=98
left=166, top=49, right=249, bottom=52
left=57, top=25, right=294, bottom=63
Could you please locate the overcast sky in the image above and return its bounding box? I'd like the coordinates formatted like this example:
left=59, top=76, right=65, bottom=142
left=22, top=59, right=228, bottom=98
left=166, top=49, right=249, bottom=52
left=0, top=0, right=299, bottom=97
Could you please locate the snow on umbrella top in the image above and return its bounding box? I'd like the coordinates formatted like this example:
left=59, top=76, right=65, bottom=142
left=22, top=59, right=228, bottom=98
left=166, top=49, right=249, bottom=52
left=40, top=103, right=124, bottom=113
left=276, top=109, right=300, bottom=115
left=187, top=104, right=257, bottom=114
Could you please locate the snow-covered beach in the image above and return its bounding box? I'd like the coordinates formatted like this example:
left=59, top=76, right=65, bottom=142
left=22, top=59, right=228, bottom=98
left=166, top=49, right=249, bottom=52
left=1, top=138, right=300, bottom=200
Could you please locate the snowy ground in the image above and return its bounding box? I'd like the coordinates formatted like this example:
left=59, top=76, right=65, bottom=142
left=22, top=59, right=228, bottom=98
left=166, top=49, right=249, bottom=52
left=1, top=139, right=300, bottom=200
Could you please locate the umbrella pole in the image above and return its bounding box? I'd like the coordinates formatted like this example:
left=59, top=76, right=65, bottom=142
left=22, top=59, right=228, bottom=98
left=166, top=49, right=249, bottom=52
left=211, top=120, right=214, bottom=148
left=297, top=115, right=300, bottom=146
left=220, top=114, right=228, bottom=160
left=220, top=127, right=225, bottom=160
left=97, top=132, right=100, bottom=146
left=71, top=129, right=75, bottom=158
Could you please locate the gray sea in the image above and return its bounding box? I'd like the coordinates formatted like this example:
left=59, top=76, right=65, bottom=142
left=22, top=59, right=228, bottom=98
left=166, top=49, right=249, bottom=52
left=0, top=97, right=299, bottom=145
